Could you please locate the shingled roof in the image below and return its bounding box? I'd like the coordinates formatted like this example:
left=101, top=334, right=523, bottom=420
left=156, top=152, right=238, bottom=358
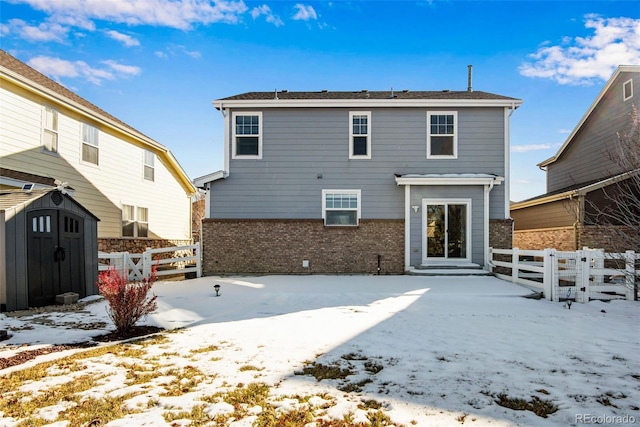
left=218, top=89, right=520, bottom=101
left=0, top=49, right=152, bottom=141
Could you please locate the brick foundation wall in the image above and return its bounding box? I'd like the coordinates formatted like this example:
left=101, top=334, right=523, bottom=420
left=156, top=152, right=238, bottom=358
left=489, top=219, right=513, bottom=249
left=513, top=226, right=576, bottom=251
left=579, top=225, right=639, bottom=252
left=201, top=219, right=404, bottom=275
left=98, top=238, right=193, bottom=253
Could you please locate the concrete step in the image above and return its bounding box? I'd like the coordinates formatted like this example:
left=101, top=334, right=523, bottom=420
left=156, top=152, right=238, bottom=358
left=406, top=267, right=493, bottom=276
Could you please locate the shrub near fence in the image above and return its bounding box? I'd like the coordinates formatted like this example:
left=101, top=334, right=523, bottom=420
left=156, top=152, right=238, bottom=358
left=489, top=247, right=638, bottom=303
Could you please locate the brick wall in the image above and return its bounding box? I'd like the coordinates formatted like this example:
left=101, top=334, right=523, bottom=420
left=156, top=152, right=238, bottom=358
left=201, top=219, right=404, bottom=275
left=489, top=219, right=513, bottom=249
left=513, top=226, right=576, bottom=251
left=98, top=238, right=192, bottom=254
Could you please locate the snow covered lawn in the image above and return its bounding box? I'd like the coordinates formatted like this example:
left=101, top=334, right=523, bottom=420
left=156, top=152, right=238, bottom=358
left=1, top=275, right=638, bottom=426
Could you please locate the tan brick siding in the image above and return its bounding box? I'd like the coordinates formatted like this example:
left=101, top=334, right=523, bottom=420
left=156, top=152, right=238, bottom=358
left=201, top=219, right=404, bottom=275
left=514, top=226, right=577, bottom=251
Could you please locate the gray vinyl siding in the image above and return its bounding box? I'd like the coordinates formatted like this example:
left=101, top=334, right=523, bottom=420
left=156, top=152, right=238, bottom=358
left=211, top=107, right=507, bottom=220
left=547, top=71, right=638, bottom=193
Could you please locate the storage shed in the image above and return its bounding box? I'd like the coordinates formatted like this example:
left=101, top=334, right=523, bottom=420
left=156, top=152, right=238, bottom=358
left=0, top=188, right=99, bottom=311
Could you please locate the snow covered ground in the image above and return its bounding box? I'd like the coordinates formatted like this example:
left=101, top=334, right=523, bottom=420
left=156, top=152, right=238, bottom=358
left=1, top=275, right=638, bottom=426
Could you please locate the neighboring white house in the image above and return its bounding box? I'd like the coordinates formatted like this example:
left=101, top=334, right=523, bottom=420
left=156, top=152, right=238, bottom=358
left=0, top=49, right=196, bottom=252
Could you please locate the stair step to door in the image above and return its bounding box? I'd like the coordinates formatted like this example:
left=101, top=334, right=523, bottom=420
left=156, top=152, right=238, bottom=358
left=407, top=267, right=492, bottom=276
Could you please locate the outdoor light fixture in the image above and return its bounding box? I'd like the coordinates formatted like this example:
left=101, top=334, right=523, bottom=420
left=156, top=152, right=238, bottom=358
left=214, top=284, right=221, bottom=297
left=412, top=205, right=420, bottom=213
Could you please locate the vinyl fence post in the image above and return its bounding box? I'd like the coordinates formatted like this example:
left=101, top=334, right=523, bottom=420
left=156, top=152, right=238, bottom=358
left=625, top=250, right=636, bottom=301
left=543, top=248, right=553, bottom=301
left=143, top=248, right=152, bottom=279
left=196, top=242, right=202, bottom=278
left=552, top=249, right=560, bottom=302
left=512, top=247, right=519, bottom=284
left=579, top=249, right=590, bottom=303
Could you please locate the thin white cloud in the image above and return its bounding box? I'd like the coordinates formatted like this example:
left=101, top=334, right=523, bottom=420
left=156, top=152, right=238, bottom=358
left=4, top=18, right=68, bottom=42
left=520, top=15, right=640, bottom=85
left=28, top=55, right=139, bottom=85
left=511, top=144, right=552, bottom=153
left=251, top=5, right=284, bottom=27
left=154, top=44, right=202, bottom=60
left=9, top=0, right=249, bottom=30
left=105, top=30, right=140, bottom=47
left=292, top=4, right=317, bottom=21
left=101, top=60, right=141, bottom=76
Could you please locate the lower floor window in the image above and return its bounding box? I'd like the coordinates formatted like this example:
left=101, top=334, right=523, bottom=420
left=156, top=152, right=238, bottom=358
left=122, top=204, right=149, bottom=237
left=322, top=190, right=361, bottom=226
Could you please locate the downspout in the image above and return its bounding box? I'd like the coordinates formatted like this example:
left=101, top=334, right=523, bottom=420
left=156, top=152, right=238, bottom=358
left=404, top=184, right=411, bottom=271
left=218, top=105, right=230, bottom=177
left=570, top=192, right=584, bottom=250
left=484, top=179, right=495, bottom=269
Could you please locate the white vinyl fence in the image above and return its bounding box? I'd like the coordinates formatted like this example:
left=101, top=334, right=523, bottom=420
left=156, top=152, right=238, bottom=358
left=489, top=247, right=638, bottom=303
left=99, top=243, right=201, bottom=281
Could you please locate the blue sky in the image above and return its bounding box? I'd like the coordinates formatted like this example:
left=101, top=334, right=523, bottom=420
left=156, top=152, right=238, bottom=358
left=1, top=0, right=639, bottom=202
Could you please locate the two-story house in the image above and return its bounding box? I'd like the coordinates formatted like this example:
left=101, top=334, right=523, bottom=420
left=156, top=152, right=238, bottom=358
left=197, top=85, right=522, bottom=274
left=0, top=49, right=196, bottom=255
left=511, top=65, right=639, bottom=251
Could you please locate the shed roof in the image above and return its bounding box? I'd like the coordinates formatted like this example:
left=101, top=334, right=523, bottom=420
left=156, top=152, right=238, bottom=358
left=0, top=188, right=99, bottom=220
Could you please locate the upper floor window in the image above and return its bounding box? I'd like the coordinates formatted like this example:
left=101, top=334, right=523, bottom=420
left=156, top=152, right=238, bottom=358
left=42, top=106, right=58, bottom=153
left=322, top=189, right=361, bottom=226
left=349, top=111, right=371, bottom=159
left=122, top=204, right=149, bottom=238
left=81, top=123, right=99, bottom=165
left=144, top=150, right=155, bottom=181
left=623, top=79, right=633, bottom=101
left=232, top=112, right=262, bottom=159
left=427, top=111, right=458, bottom=159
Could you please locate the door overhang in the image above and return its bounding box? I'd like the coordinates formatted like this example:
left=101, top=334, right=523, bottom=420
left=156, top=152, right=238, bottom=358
left=395, top=173, right=503, bottom=271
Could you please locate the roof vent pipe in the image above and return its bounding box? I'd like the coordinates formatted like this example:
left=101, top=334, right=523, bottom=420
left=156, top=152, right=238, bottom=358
left=467, top=65, right=473, bottom=92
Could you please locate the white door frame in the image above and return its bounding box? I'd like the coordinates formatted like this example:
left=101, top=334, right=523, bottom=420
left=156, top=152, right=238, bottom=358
left=421, top=198, right=471, bottom=265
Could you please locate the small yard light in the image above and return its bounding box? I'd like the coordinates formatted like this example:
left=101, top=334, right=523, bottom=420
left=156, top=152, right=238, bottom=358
left=214, top=284, right=221, bottom=297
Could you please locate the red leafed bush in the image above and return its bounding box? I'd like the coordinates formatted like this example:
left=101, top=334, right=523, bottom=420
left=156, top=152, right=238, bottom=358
left=97, top=266, right=158, bottom=334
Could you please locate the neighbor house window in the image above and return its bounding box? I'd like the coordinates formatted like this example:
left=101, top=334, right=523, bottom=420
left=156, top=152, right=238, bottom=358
left=81, top=123, right=99, bottom=165
left=349, top=111, right=371, bottom=159
left=427, top=111, right=458, bottom=158
left=122, top=204, right=149, bottom=237
left=623, top=79, right=633, bottom=101
left=42, top=106, right=58, bottom=152
left=232, top=112, right=262, bottom=158
left=322, top=190, right=361, bottom=226
left=144, top=150, right=155, bottom=181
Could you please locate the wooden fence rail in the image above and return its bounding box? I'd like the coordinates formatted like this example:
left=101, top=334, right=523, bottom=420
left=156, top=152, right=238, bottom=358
left=489, top=247, right=638, bottom=303
left=98, top=243, right=201, bottom=281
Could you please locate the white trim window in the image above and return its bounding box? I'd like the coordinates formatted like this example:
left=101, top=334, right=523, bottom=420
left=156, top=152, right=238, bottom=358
left=42, top=106, right=58, bottom=153
left=322, top=189, right=361, bottom=226
left=122, top=204, right=149, bottom=237
left=427, top=111, right=458, bottom=158
left=81, top=123, right=99, bottom=165
left=349, top=111, right=371, bottom=159
left=623, top=78, right=633, bottom=101
left=232, top=112, right=262, bottom=159
left=144, top=150, right=155, bottom=181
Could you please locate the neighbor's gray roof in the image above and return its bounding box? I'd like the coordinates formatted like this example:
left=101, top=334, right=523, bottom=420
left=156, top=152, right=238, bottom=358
left=218, top=90, right=520, bottom=101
